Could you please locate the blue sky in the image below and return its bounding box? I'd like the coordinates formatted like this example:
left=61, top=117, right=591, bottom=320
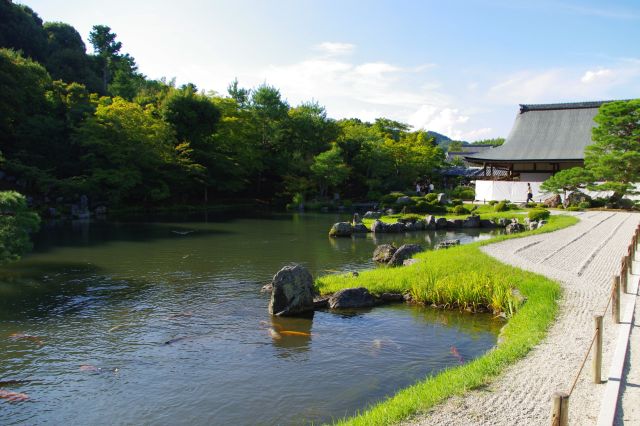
left=26, top=0, right=640, bottom=140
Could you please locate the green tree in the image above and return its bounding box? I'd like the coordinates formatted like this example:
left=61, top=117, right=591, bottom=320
left=88, top=25, right=122, bottom=93
left=585, top=99, right=640, bottom=200
left=311, top=145, right=349, bottom=197
left=0, top=191, right=40, bottom=265
left=540, top=167, right=594, bottom=199
left=472, top=137, right=505, bottom=146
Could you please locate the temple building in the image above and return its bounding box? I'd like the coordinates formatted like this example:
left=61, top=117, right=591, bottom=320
left=464, top=101, right=607, bottom=202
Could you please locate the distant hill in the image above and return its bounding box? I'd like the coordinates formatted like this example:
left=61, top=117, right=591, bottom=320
left=426, top=131, right=469, bottom=150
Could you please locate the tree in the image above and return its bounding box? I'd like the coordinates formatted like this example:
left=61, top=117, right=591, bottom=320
left=0, top=191, right=40, bottom=265
left=88, top=25, right=122, bottom=93
left=540, top=167, right=594, bottom=199
left=310, top=145, right=349, bottom=197
left=585, top=99, right=640, bottom=200
left=472, top=137, right=505, bottom=146
left=447, top=141, right=465, bottom=152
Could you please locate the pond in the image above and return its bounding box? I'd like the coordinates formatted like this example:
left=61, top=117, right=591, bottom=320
left=0, top=212, right=504, bottom=425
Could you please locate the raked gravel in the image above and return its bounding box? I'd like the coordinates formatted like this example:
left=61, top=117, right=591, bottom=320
left=404, top=211, right=640, bottom=426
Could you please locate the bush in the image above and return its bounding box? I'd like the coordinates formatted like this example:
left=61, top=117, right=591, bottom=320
left=528, top=209, right=550, bottom=221
left=450, top=186, right=475, bottom=201
left=488, top=200, right=498, bottom=206
left=425, top=193, right=438, bottom=203
left=450, top=199, right=463, bottom=206
left=590, top=197, right=607, bottom=208
left=578, top=201, right=590, bottom=210
left=380, top=192, right=406, bottom=205
left=494, top=200, right=510, bottom=212
left=567, top=206, right=582, bottom=211
left=414, top=200, right=447, bottom=214
left=451, top=204, right=470, bottom=215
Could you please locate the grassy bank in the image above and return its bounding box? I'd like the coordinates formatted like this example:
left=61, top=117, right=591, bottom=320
left=316, top=214, right=578, bottom=425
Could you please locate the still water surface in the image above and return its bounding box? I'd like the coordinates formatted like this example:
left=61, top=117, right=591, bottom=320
left=0, top=212, right=503, bottom=425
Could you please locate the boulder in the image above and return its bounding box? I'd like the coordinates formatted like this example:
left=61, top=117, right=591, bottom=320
left=414, top=220, right=426, bottom=230
left=389, top=222, right=406, bottom=233
left=261, top=283, right=273, bottom=292
left=436, top=239, right=460, bottom=249
left=363, top=211, right=382, bottom=219
left=462, top=215, right=480, bottom=228
left=352, top=213, right=362, bottom=224
left=388, top=244, right=424, bottom=266
left=313, top=296, right=330, bottom=309
left=537, top=220, right=547, bottom=229
left=328, top=287, right=377, bottom=309
left=424, top=215, right=436, bottom=227
left=566, top=191, right=592, bottom=207
left=352, top=223, right=368, bottom=233
left=329, top=222, right=353, bottom=237
left=378, top=293, right=405, bottom=303
left=269, top=265, right=315, bottom=316
left=437, top=193, right=447, bottom=203
left=480, top=219, right=496, bottom=228
left=371, top=220, right=387, bottom=233
left=386, top=208, right=396, bottom=215
left=436, top=217, right=448, bottom=229
left=373, top=244, right=397, bottom=263
left=505, top=222, right=525, bottom=234
left=543, top=194, right=562, bottom=208
left=497, top=218, right=509, bottom=227
left=397, top=196, right=412, bottom=205
left=404, top=222, right=417, bottom=231
left=528, top=221, right=538, bottom=230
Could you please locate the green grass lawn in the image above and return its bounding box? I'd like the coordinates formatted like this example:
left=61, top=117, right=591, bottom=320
left=317, top=214, right=578, bottom=426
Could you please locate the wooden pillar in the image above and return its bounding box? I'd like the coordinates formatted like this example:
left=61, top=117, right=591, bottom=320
left=551, top=392, right=569, bottom=426
left=593, top=315, right=603, bottom=384
left=612, top=275, right=620, bottom=325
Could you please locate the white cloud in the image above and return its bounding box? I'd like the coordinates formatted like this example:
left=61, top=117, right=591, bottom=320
left=408, top=106, right=471, bottom=138
left=581, top=68, right=613, bottom=83
left=315, top=42, right=356, bottom=56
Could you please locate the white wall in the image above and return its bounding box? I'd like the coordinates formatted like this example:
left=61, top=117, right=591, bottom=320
left=474, top=181, right=640, bottom=203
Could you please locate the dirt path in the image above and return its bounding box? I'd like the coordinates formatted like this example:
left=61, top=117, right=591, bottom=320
left=405, top=211, right=639, bottom=426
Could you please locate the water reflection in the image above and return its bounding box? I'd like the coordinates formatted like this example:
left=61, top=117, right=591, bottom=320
left=269, top=315, right=313, bottom=356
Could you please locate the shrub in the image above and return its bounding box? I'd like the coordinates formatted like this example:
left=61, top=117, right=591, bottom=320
left=578, top=201, right=590, bottom=210
left=590, top=197, right=607, bottom=208
left=488, top=200, right=498, bottom=206
left=380, top=192, right=406, bottom=205
left=415, top=200, right=447, bottom=214
left=451, top=204, right=470, bottom=215
left=451, top=186, right=475, bottom=201
left=425, top=193, right=438, bottom=203
left=567, top=206, right=582, bottom=211
left=494, top=200, right=510, bottom=212
left=528, top=209, right=550, bottom=221
left=450, top=199, right=463, bottom=206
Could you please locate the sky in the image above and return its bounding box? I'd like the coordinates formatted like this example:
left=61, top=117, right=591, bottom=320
left=25, top=0, right=640, bottom=141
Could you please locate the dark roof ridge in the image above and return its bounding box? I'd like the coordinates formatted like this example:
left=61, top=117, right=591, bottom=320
left=519, top=100, right=626, bottom=113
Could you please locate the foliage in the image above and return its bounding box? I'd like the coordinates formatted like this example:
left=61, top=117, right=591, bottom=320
left=310, top=145, right=350, bottom=197
left=528, top=209, right=550, bottom=221
left=472, top=137, right=505, bottom=146
left=494, top=200, right=511, bottom=212
left=585, top=99, right=640, bottom=200
left=450, top=185, right=475, bottom=201
left=450, top=204, right=470, bottom=215
left=0, top=191, right=40, bottom=264
left=540, top=167, right=593, bottom=198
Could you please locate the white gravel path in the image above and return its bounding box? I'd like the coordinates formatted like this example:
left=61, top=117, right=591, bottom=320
left=404, top=211, right=640, bottom=426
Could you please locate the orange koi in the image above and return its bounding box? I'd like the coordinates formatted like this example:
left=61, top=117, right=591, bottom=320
left=450, top=346, right=464, bottom=364
left=268, top=328, right=282, bottom=340
left=0, top=389, right=30, bottom=402
left=9, top=333, right=43, bottom=345
left=279, top=330, right=312, bottom=337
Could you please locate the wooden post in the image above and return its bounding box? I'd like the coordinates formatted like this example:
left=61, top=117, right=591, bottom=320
left=613, top=275, right=620, bottom=325
left=621, top=258, right=628, bottom=294
left=593, top=315, right=603, bottom=384
left=551, top=391, right=570, bottom=426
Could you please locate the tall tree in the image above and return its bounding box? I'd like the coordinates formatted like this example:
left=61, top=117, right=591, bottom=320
left=88, top=25, right=122, bottom=93
left=0, top=191, right=40, bottom=265
left=585, top=99, right=640, bottom=200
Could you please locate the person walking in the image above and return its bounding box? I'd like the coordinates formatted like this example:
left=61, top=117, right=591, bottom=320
left=526, top=183, right=533, bottom=203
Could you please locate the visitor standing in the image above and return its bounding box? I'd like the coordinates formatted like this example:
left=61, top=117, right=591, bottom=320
left=526, top=183, right=533, bottom=203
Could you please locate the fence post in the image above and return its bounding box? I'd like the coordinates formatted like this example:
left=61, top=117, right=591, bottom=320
left=551, top=391, right=570, bottom=426
left=622, top=258, right=628, bottom=294
left=593, top=315, right=603, bottom=384
left=613, top=275, right=620, bottom=325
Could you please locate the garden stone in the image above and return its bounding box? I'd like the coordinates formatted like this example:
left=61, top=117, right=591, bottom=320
left=437, top=193, right=447, bottom=203
left=388, top=244, right=424, bottom=266
left=462, top=215, right=480, bottom=228
left=480, top=219, right=496, bottom=228
left=371, top=220, right=387, bottom=233
left=389, top=222, right=406, bottom=233
left=352, top=213, right=362, bottom=224
left=497, top=218, right=509, bottom=227
left=396, top=196, right=412, bottom=205
left=543, top=194, right=562, bottom=208
left=386, top=208, right=395, bottom=215
left=425, top=215, right=436, bottom=226
left=565, top=191, right=592, bottom=207
left=537, top=220, right=547, bottom=229
left=269, top=265, right=314, bottom=316
left=373, top=244, right=397, bottom=263
left=435, top=217, right=448, bottom=229
left=363, top=211, right=382, bottom=219
left=378, top=293, right=404, bottom=303
left=329, top=222, right=353, bottom=237
left=528, top=221, right=538, bottom=230
left=505, top=222, right=525, bottom=234
left=403, top=258, right=419, bottom=266
left=329, top=287, right=376, bottom=309
left=352, top=223, right=368, bottom=233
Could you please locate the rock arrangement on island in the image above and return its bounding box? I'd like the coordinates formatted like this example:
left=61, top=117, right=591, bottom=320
left=268, top=264, right=315, bottom=316
left=372, top=243, right=425, bottom=267
left=329, top=212, right=546, bottom=237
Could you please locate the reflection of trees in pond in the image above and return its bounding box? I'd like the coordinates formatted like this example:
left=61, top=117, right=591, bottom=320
left=269, top=314, right=314, bottom=358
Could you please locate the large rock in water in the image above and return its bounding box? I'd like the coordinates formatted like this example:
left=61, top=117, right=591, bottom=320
left=371, top=219, right=387, bottom=233
left=352, top=223, right=368, bottom=233
left=373, top=244, right=397, bottom=263
left=543, top=194, right=562, bottom=208
left=269, top=265, right=315, bottom=316
left=328, top=287, right=376, bottom=309
left=329, top=222, right=353, bottom=237
left=388, top=244, right=424, bottom=266
left=462, top=215, right=480, bottom=228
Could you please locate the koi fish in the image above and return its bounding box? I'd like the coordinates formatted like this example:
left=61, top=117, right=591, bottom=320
left=279, top=330, right=312, bottom=337
left=108, top=325, right=126, bottom=332
left=79, top=364, right=101, bottom=373
left=0, top=380, right=30, bottom=387
left=269, top=328, right=282, bottom=340
left=9, top=333, right=43, bottom=345
left=167, top=311, right=193, bottom=320
left=163, top=336, right=191, bottom=345
left=450, top=346, right=464, bottom=364
left=0, top=389, right=29, bottom=402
